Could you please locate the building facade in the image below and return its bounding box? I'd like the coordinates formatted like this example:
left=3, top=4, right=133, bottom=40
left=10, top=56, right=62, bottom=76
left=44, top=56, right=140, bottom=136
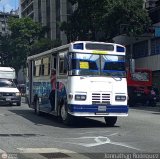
left=0, top=12, right=18, bottom=36
left=114, top=0, right=160, bottom=88
left=20, top=0, right=72, bottom=45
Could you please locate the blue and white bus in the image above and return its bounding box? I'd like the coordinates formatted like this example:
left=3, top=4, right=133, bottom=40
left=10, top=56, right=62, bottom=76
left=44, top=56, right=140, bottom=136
left=26, top=41, right=128, bottom=126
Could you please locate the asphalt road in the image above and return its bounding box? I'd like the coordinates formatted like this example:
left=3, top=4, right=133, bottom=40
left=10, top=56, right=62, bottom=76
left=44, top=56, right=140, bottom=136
left=0, top=100, right=160, bottom=159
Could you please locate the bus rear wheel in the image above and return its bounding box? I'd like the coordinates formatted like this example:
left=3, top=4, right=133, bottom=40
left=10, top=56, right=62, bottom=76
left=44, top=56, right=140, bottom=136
left=60, top=103, right=73, bottom=125
left=104, top=116, right=117, bottom=127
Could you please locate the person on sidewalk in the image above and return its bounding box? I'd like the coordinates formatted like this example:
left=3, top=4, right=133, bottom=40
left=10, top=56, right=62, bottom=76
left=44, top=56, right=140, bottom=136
left=148, top=87, right=156, bottom=107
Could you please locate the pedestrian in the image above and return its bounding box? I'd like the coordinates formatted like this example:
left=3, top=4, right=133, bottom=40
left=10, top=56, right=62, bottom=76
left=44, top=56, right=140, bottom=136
left=49, top=68, right=56, bottom=111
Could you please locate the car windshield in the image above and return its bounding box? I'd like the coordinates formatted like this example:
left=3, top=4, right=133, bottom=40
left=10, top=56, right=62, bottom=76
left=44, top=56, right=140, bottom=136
left=0, top=80, right=16, bottom=88
left=68, top=52, right=126, bottom=77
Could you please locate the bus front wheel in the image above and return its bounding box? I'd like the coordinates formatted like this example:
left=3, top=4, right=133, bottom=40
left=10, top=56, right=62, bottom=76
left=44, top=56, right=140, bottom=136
left=60, top=103, right=73, bottom=125
left=104, top=116, right=117, bottom=127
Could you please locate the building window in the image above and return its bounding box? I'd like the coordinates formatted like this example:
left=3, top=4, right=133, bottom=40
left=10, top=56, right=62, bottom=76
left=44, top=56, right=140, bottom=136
left=133, top=41, right=148, bottom=58
left=149, top=8, right=160, bottom=24
left=38, top=0, right=41, bottom=23
left=56, top=0, right=60, bottom=39
left=151, top=38, right=160, bottom=55
left=46, top=0, right=51, bottom=39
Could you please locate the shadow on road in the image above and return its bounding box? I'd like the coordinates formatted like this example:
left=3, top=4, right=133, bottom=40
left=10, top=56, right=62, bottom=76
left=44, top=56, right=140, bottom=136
left=8, top=109, right=118, bottom=129
left=152, top=112, right=160, bottom=115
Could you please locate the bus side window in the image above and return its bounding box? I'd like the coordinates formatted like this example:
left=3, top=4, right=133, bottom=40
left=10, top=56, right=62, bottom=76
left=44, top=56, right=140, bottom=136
left=42, top=57, right=50, bottom=76
left=34, top=59, right=41, bottom=77
left=59, top=52, right=67, bottom=75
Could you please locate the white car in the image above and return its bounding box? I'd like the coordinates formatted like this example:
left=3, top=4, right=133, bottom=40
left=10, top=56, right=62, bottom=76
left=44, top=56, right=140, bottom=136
left=0, top=79, right=21, bottom=106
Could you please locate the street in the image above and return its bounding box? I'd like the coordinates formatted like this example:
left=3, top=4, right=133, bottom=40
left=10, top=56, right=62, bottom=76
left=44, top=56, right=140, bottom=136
left=0, top=99, right=160, bottom=159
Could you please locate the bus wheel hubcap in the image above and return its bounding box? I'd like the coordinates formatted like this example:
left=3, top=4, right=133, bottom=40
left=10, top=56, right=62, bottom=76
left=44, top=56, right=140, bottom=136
left=61, top=105, right=67, bottom=120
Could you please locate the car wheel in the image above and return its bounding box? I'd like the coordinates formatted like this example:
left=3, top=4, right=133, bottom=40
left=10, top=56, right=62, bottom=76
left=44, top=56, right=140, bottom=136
left=104, top=116, right=117, bottom=127
left=17, top=102, right=21, bottom=106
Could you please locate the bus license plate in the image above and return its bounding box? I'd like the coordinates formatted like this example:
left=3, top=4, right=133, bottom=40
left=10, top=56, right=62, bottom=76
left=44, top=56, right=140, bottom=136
left=137, top=93, right=141, bottom=96
left=98, top=106, right=106, bottom=111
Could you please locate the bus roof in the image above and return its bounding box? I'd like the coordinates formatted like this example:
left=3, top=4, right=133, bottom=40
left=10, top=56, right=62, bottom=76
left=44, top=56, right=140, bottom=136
left=27, top=41, right=125, bottom=61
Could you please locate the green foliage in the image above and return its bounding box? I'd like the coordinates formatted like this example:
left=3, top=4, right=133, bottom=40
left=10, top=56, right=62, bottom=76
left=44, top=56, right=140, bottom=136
left=102, top=0, right=151, bottom=39
left=30, top=38, right=62, bottom=55
left=0, top=17, right=54, bottom=73
left=61, top=0, right=151, bottom=42
left=61, top=0, right=106, bottom=41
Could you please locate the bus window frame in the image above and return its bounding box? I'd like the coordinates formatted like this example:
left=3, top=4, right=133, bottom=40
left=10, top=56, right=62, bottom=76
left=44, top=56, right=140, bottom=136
left=58, top=51, right=68, bottom=76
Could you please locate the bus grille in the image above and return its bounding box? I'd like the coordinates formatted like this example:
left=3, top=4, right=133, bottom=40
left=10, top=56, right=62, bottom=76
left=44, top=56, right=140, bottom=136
left=92, top=93, right=110, bottom=105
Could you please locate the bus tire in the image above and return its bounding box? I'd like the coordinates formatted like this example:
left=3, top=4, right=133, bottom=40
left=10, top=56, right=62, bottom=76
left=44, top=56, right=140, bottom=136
left=104, top=116, right=117, bottom=127
left=60, top=102, right=73, bottom=125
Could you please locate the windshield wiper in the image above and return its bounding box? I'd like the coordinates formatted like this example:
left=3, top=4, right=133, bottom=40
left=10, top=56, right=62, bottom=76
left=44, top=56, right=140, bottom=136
left=111, top=75, right=122, bottom=81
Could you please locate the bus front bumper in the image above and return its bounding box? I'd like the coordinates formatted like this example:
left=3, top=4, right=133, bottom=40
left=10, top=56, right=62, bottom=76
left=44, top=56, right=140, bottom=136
left=68, top=104, right=129, bottom=117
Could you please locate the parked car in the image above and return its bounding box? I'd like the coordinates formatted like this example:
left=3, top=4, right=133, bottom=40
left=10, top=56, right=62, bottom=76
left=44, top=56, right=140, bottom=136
left=0, top=79, right=21, bottom=106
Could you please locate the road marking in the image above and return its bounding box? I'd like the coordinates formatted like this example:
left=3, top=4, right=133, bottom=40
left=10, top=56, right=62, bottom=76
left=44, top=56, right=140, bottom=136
left=52, top=135, right=141, bottom=151
left=110, top=142, right=141, bottom=151
left=0, top=149, right=6, bottom=153
left=17, top=148, right=61, bottom=153
left=17, top=148, right=90, bottom=159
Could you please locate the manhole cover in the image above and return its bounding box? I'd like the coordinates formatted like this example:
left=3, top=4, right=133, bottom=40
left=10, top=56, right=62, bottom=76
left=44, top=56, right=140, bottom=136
left=40, top=152, right=70, bottom=158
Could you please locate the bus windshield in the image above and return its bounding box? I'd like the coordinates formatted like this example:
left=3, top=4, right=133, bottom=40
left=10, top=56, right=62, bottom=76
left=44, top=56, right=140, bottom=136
left=69, top=52, right=126, bottom=77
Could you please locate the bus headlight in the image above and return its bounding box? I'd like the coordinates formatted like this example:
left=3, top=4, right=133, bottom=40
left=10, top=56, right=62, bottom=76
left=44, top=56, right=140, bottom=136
left=115, top=95, right=126, bottom=101
left=75, top=94, right=86, bottom=101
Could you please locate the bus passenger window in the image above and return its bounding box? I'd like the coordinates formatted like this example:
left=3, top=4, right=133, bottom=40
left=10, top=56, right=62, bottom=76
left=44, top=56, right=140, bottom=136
left=59, top=53, right=67, bottom=75
left=34, top=59, right=41, bottom=77
left=41, top=64, right=44, bottom=75
left=35, top=65, right=40, bottom=76
left=42, top=57, right=50, bottom=76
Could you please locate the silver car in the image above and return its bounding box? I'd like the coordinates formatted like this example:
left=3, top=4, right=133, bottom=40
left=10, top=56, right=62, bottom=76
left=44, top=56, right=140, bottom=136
left=0, top=79, right=21, bottom=106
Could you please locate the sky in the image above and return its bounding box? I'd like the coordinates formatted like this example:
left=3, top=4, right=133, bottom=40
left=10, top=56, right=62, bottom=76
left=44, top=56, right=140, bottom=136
left=0, top=0, right=19, bottom=12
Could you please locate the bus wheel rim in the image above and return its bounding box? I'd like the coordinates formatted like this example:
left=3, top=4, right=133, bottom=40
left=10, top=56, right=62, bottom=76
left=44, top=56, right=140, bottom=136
left=61, top=105, right=67, bottom=120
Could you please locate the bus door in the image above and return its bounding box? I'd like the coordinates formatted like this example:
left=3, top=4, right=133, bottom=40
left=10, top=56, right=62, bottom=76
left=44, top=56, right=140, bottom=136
left=49, top=55, right=57, bottom=112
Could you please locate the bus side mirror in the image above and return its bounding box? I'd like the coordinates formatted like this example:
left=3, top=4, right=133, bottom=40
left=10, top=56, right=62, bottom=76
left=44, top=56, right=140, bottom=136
left=130, top=59, right=135, bottom=73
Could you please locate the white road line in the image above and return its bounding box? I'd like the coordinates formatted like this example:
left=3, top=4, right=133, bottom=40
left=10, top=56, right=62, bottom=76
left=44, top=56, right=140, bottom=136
left=52, top=136, right=141, bottom=151
left=17, top=148, right=61, bottom=153
left=0, top=149, right=6, bottom=153
left=17, top=148, right=90, bottom=159
left=110, top=142, right=141, bottom=151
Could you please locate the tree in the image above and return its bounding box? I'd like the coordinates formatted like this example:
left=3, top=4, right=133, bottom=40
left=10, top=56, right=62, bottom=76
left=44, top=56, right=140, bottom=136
left=0, top=17, right=57, bottom=73
left=61, top=0, right=151, bottom=41
left=61, top=0, right=106, bottom=42
left=102, top=0, right=151, bottom=39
